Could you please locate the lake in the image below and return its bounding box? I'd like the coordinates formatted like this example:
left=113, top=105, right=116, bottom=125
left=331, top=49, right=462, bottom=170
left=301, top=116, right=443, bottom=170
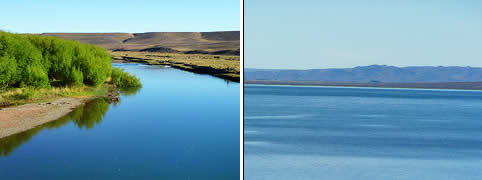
left=0, top=64, right=240, bottom=180
left=245, top=84, right=482, bottom=180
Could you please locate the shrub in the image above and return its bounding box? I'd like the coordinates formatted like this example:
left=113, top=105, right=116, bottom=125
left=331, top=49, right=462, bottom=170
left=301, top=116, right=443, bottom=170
left=0, top=31, right=113, bottom=88
left=67, top=67, right=84, bottom=86
left=111, top=67, right=142, bottom=88
left=23, top=65, right=49, bottom=88
left=0, top=55, right=17, bottom=87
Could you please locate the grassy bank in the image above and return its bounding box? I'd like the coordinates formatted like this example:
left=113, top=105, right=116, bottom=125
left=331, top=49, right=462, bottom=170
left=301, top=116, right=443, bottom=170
left=0, top=85, right=108, bottom=106
left=110, top=51, right=240, bottom=82
left=0, top=73, right=141, bottom=107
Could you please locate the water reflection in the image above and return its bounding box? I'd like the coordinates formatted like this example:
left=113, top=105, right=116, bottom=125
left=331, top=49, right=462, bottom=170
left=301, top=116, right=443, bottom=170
left=224, top=79, right=232, bottom=87
left=0, top=86, right=141, bottom=158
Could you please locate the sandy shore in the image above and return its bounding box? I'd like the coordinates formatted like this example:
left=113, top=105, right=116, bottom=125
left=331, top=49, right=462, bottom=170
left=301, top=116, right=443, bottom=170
left=0, top=97, right=91, bottom=139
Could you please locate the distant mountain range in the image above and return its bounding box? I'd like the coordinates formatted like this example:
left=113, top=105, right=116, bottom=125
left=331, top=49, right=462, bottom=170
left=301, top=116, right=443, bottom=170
left=245, top=65, right=482, bottom=83
left=41, top=31, right=240, bottom=54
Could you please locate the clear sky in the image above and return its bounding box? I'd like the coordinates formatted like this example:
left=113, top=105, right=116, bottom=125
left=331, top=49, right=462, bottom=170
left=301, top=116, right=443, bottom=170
left=0, top=0, right=240, bottom=33
left=246, top=0, right=482, bottom=69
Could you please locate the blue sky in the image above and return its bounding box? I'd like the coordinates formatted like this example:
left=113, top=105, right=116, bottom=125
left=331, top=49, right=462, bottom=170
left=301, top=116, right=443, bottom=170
left=246, top=0, right=482, bottom=69
left=0, top=0, right=240, bottom=33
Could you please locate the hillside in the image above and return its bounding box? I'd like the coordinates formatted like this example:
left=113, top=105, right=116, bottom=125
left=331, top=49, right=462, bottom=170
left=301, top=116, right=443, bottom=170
left=245, top=65, right=482, bottom=83
left=42, top=31, right=240, bottom=54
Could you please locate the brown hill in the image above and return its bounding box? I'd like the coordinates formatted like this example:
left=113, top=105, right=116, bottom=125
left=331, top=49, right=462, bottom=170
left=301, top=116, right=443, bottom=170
left=41, top=33, right=134, bottom=50
left=41, top=31, right=239, bottom=53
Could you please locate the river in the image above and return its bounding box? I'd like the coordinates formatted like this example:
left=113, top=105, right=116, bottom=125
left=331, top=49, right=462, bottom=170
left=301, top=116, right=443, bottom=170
left=0, top=64, right=240, bottom=180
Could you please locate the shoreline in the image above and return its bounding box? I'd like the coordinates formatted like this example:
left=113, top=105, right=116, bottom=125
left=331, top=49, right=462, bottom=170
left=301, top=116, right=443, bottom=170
left=0, top=85, right=118, bottom=139
left=245, top=80, right=482, bottom=91
left=0, top=97, right=92, bottom=139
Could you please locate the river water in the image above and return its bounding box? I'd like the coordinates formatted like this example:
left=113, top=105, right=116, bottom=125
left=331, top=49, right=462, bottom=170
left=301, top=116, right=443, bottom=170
left=0, top=64, right=240, bottom=180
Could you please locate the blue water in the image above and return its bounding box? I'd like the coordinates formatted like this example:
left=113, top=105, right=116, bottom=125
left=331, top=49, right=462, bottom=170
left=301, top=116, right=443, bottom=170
left=245, top=85, right=482, bottom=180
left=0, top=64, right=240, bottom=180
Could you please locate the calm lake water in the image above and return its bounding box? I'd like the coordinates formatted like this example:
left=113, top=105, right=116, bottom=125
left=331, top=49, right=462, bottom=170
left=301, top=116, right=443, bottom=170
left=245, top=85, right=482, bottom=180
left=0, top=64, right=240, bottom=180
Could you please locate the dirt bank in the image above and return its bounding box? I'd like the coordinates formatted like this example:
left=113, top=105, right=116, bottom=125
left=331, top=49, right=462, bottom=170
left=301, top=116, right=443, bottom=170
left=0, top=97, right=91, bottom=138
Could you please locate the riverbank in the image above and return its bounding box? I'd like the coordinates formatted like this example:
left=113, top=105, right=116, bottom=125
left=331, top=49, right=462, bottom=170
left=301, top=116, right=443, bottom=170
left=110, top=51, right=240, bottom=82
left=0, top=86, right=108, bottom=107
left=245, top=80, right=482, bottom=91
left=0, top=97, right=91, bottom=138
left=0, top=84, right=120, bottom=138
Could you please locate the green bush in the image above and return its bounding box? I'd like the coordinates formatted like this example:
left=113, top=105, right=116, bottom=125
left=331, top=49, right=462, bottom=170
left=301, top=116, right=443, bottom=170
left=23, top=65, right=49, bottom=88
left=0, top=55, right=17, bottom=87
left=68, top=67, right=84, bottom=86
left=0, top=31, right=112, bottom=88
left=111, top=67, right=142, bottom=88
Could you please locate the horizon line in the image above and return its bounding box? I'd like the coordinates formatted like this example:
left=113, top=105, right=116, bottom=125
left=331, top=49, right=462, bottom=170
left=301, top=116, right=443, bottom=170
left=245, top=64, right=482, bottom=70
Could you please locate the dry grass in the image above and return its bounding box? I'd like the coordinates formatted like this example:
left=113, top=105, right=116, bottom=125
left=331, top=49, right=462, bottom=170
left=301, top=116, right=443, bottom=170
left=0, top=86, right=107, bottom=106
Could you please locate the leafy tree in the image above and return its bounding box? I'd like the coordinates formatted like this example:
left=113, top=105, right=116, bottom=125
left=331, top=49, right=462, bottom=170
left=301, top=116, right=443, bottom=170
left=0, top=31, right=119, bottom=88
left=111, top=67, right=142, bottom=87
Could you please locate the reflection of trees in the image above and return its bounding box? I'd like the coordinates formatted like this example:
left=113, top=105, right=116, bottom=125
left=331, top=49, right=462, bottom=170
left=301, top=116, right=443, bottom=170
left=0, top=126, right=44, bottom=158
left=71, top=98, right=110, bottom=129
left=112, top=86, right=142, bottom=107
left=0, top=98, right=110, bottom=158
left=224, top=79, right=230, bottom=86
